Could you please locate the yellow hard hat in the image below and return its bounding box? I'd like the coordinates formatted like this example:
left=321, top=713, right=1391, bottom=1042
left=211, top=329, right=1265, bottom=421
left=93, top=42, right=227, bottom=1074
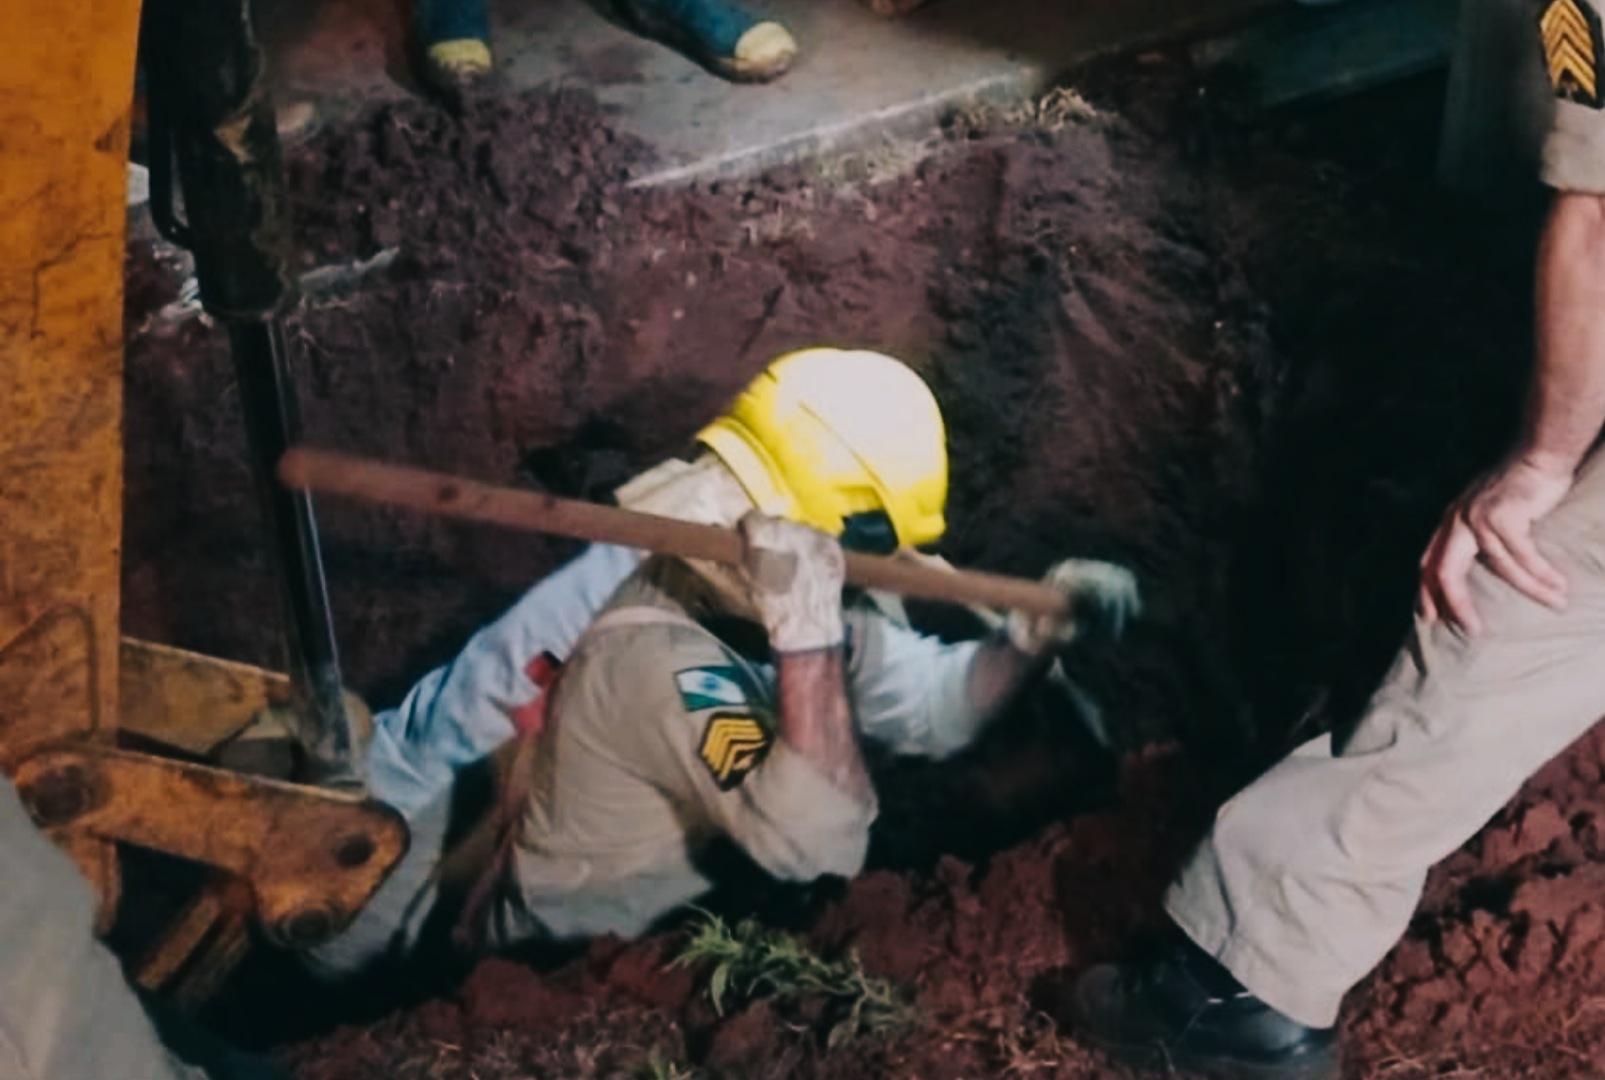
left=697, top=348, right=948, bottom=550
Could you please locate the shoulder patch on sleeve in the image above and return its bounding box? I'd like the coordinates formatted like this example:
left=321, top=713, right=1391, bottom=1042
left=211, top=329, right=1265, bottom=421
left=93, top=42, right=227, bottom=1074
left=675, top=665, right=753, bottom=712
left=698, top=712, right=772, bottom=790
left=1541, top=0, right=1604, bottom=108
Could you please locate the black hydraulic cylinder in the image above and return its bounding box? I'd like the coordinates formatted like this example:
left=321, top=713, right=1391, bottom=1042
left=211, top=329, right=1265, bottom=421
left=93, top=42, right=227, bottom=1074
left=142, top=0, right=360, bottom=787
left=142, top=0, right=292, bottom=319
left=229, top=319, right=357, bottom=787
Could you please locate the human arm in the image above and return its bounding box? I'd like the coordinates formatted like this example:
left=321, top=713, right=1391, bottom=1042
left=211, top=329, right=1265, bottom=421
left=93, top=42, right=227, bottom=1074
left=1419, top=192, right=1605, bottom=632
left=362, top=543, right=643, bottom=816
left=848, top=556, right=1139, bottom=759
left=962, top=634, right=1043, bottom=720
left=626, top=513, right=878, bottom=884
left=737, top=512, right=872, bottom=803
left=773, top=647, right=873, bottom=804
left=656, top=643, right=876, bottom=882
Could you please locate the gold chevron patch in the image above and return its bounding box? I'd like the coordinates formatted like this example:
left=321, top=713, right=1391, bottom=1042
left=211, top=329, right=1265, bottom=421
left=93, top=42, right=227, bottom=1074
left=698, top=712, right=771, bottom=790
left=1541, top=0, right=1604, bottom=108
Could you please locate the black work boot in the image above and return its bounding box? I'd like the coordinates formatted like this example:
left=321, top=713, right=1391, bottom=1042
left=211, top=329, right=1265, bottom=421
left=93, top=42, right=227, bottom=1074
left=1067, top=937, right=1338, bottom=1080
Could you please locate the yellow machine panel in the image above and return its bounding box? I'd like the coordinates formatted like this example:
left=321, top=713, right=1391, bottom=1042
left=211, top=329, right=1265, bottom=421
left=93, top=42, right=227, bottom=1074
left=1, top=0, right=145, bottom=918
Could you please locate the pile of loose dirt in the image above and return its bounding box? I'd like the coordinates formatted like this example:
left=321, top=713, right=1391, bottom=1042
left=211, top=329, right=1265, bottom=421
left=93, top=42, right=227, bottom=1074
left=278, top=747, right=1210, bottom=1079
left=122, top=53, right=1596, bottom=1080
left=1343, top=721, right=1605, bottom=1078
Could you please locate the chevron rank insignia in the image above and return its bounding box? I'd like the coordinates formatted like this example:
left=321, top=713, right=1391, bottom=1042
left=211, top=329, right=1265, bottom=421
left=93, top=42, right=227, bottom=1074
left=1540, top=0, right=1604, bottom=108
left=698, top=712, right=772, bottom=790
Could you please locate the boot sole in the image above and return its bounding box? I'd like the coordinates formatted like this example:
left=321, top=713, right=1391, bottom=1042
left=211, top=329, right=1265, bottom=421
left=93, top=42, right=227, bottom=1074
left=1086, top=1034, right=1340, bottom=1080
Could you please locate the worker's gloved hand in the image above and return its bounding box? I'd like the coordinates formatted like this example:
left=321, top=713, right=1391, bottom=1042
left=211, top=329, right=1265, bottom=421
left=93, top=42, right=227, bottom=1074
left=738, top=511, right=845, bottom=653
left=1006, top=559, right=1141, bottom=657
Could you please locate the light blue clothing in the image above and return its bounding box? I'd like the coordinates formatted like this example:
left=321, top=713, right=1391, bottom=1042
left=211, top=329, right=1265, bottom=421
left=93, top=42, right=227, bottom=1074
left=310, top=545, right=642, bottom=977
left=363, top=543, right=643, bottom=818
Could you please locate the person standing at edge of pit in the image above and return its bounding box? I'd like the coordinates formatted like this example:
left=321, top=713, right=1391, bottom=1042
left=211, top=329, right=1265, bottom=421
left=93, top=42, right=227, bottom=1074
left=1064, top=2, right=1605, bottom=1078
left=418, top=0, right=799, bottom=103
left=300, top=347, right=1140, bottom=975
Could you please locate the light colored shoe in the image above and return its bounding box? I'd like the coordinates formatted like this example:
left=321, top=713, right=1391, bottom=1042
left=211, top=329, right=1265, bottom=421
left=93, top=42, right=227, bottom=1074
left=723, top=21, right=797, bottom=82
left=617, top=0, right=797, bottom=84
left=275, top=100, right=320, bottom=149
left=422, top=38, right=494, bottom=104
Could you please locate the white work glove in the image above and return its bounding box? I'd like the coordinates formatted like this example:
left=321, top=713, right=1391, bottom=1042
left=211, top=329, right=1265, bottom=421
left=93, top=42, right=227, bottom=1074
left=737, top=511, right=846, bottom=653
left=1006, top=558, right=1141, bottom=657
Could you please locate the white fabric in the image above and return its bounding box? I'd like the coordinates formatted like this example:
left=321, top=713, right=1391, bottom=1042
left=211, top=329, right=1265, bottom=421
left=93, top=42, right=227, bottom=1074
left=614, top=455, right=754, bottom=528
left=363, top=543, right=643, bottom=818
left=0, top=777, right=205, bottom=1080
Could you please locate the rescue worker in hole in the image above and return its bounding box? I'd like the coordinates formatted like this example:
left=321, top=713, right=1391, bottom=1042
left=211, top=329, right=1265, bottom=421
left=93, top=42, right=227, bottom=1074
left=1067, top=2, right=1605, bottom=1078
left=306, top=347, right=1139, bottom=975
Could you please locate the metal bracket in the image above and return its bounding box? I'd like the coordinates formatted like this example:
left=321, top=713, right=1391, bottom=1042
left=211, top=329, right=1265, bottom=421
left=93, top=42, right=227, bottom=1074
left=14, top=745, right=407, bottom=949
left=118, top=637, right=292, bottom=756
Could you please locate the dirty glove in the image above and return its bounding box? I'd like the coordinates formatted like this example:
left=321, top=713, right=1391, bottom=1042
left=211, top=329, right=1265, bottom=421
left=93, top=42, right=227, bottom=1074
left=1006, top=559, right=1141, bottom=657
left=738, top=511, right=845, bottom=653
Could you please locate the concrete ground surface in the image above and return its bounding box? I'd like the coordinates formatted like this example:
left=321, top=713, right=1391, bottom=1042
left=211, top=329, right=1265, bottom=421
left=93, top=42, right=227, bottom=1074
left=260, top=0, right=1275, bottom=185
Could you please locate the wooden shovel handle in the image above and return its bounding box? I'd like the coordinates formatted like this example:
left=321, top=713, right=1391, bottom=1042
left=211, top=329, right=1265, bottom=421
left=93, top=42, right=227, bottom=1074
left=279, top=447, right=1068, bottom=618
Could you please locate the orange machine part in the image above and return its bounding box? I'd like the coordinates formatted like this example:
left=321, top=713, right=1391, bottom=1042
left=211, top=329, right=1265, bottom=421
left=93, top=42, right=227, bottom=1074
left=1, top=0, right=145, bottom=919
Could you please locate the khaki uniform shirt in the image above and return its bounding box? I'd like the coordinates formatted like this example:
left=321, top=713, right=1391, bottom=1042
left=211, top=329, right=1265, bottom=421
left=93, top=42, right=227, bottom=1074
left=1442, top=0, right=1605, bottom=193
left=486, top=559, right=984, bottom=944
left=312, top=555, right=986, bottom=974
left=1536, top=0, right=1605, bottom=191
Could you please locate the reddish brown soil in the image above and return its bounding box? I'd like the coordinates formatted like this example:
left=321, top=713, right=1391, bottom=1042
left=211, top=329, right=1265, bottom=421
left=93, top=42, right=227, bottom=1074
left=1342, top=721, right=1605, bottom=1078
left=121, top=55, right=1603, bottom=1080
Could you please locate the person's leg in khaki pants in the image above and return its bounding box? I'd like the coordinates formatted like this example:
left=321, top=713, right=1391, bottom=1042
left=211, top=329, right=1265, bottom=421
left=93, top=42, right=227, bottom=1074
left=1168, top=451, right=1605, bottom=1028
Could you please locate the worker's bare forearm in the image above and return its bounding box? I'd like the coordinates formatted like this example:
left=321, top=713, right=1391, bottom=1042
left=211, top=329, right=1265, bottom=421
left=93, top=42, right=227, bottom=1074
left=775, top=648, right=873, bottom=803
left=1520, top=192, right=1605, bottom=474
left=964, top=635, right=1041, bottom=720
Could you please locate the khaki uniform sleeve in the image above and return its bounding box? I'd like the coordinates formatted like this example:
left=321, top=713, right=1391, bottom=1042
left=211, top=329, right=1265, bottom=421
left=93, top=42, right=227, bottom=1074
left=1536, top=0, right=1605, bottom=192
left=844, top=604, right=985, bottom=760
left=624, top=627, right=877, bottom=882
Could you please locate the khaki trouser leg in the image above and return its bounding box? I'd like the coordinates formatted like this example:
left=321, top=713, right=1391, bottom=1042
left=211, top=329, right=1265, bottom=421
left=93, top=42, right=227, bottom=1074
left=0, top=777, right=203, bottom=1080
left=1167, top=453, right=1605, bottom=1030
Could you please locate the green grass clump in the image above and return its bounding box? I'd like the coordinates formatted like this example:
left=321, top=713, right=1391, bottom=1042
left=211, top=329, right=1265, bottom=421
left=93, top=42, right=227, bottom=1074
left=672, top=911, right=913, bottom=1049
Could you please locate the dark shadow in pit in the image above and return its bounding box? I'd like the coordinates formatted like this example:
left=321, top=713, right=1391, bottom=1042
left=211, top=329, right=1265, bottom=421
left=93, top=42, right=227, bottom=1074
left=1209, top=77, right=1542, bottom=766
